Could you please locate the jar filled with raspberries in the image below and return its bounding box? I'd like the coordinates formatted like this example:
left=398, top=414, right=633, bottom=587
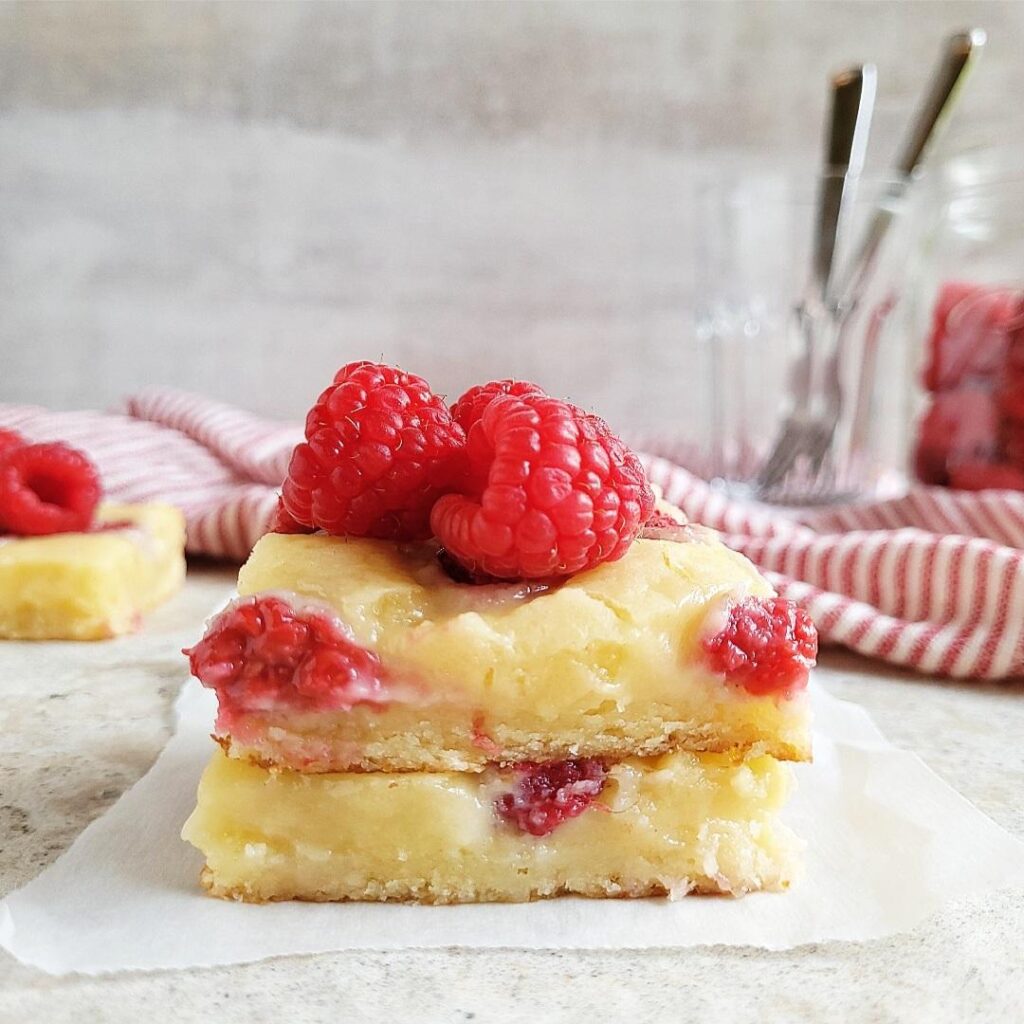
left=909, top=147, right=1024, bottom=492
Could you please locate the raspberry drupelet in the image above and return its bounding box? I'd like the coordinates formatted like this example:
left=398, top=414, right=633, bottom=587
left=267, top=496, right=314, bottom=535
left=450, top=379, right=547, bottom=434
left=431, top=393, right=655, bottom=579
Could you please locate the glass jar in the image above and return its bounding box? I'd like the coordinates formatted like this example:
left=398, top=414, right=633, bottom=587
left=692, top=169, right=911, bottom=505
left=905, top=148, right=1024, bottom=492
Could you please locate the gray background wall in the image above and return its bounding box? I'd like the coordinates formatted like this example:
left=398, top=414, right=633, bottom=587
left=1, top=1, right=1021, bottom=431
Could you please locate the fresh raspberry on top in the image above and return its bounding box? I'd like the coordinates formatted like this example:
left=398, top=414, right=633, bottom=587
left=184, top=594, right=389, bottom=716
left=0, top=429, right=25, bottom=456
left=703, top=596, right=817, bottom=697
left=281, top=361, right=466, bottom=541
left=495, top=758, right=608, bottom=837
left=0, top=442, right=101, bottom=536
left=450, top=379, right=546, bottom=434
left=430, top=393, right=654, bottom=579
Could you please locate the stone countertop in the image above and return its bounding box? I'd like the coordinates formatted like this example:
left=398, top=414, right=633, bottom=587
left=1, top=568, right=1022, bottom=1024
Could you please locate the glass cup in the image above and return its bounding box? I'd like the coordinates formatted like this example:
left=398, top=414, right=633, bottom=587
left=691, top=170, right=911, bottom=505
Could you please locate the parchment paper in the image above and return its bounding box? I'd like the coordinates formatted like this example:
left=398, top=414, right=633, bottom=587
left=1, top=678, right=1021, bottom=975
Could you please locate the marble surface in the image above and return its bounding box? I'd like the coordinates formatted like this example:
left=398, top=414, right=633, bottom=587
left=0, top=567, right=1022, bottom=1022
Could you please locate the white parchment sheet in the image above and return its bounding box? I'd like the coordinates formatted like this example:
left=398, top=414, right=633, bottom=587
left=2, top=678, right=1021, bottom=975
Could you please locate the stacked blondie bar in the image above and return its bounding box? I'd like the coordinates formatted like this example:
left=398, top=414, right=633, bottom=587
left=182, top=363, right=815, bottom=903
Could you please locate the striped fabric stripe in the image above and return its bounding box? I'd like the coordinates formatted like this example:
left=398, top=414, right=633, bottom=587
left=3, top=393, right=1024, bottom=679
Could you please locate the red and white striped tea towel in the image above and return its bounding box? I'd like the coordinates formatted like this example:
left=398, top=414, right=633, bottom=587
left=3, top=391, right=1024, bottom=680
left=0, top=392, right=301, bottom=563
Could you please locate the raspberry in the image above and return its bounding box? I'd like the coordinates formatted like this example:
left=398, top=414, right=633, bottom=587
left=0, top=429, right=25, bottom=456
left=913, top=391, right=1000, bottom=486
left=922, top=283, right=1016, bottom=391
left=281, top=361, right=466, bottom=541
left=0, top=442, right=101, bottom=536
left=267, top=496, right=314, bottom=535
left=948, top=461, right=1024, bottom=492
left=1003, top=419, right=1024, bottom=467
left=430, top=394, right=654, bottom=579
left=184, top=595, right=388, bottom=714
left=703, top=596, right=817, bottom=697
left=495, top=759, right=607, bottom=836
left=450, top=379, right=547, bottom=434
left=1006, top=297, right=1024, bottom=372
left=998, top=378, right=1024, bottom=423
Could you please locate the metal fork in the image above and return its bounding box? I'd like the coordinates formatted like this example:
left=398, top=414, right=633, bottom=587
left=757, top=30, right=986, bottom=502
left=754, top=65, right=876, bottom=500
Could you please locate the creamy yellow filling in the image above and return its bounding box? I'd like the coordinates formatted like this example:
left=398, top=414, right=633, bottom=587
left=183, top=747, right=800, bottom=903
left=0, top=502, right=186, bottom=640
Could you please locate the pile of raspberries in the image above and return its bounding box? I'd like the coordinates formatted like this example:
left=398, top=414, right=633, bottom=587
left=276, top=362, right=656, bottom=580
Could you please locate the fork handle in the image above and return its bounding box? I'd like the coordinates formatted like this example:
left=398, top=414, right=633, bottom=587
left=839, top=29, right=985, bottom=308
left=811, top=65, right=877, bottom=304
left=894, top=29, right=985, bottom=177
